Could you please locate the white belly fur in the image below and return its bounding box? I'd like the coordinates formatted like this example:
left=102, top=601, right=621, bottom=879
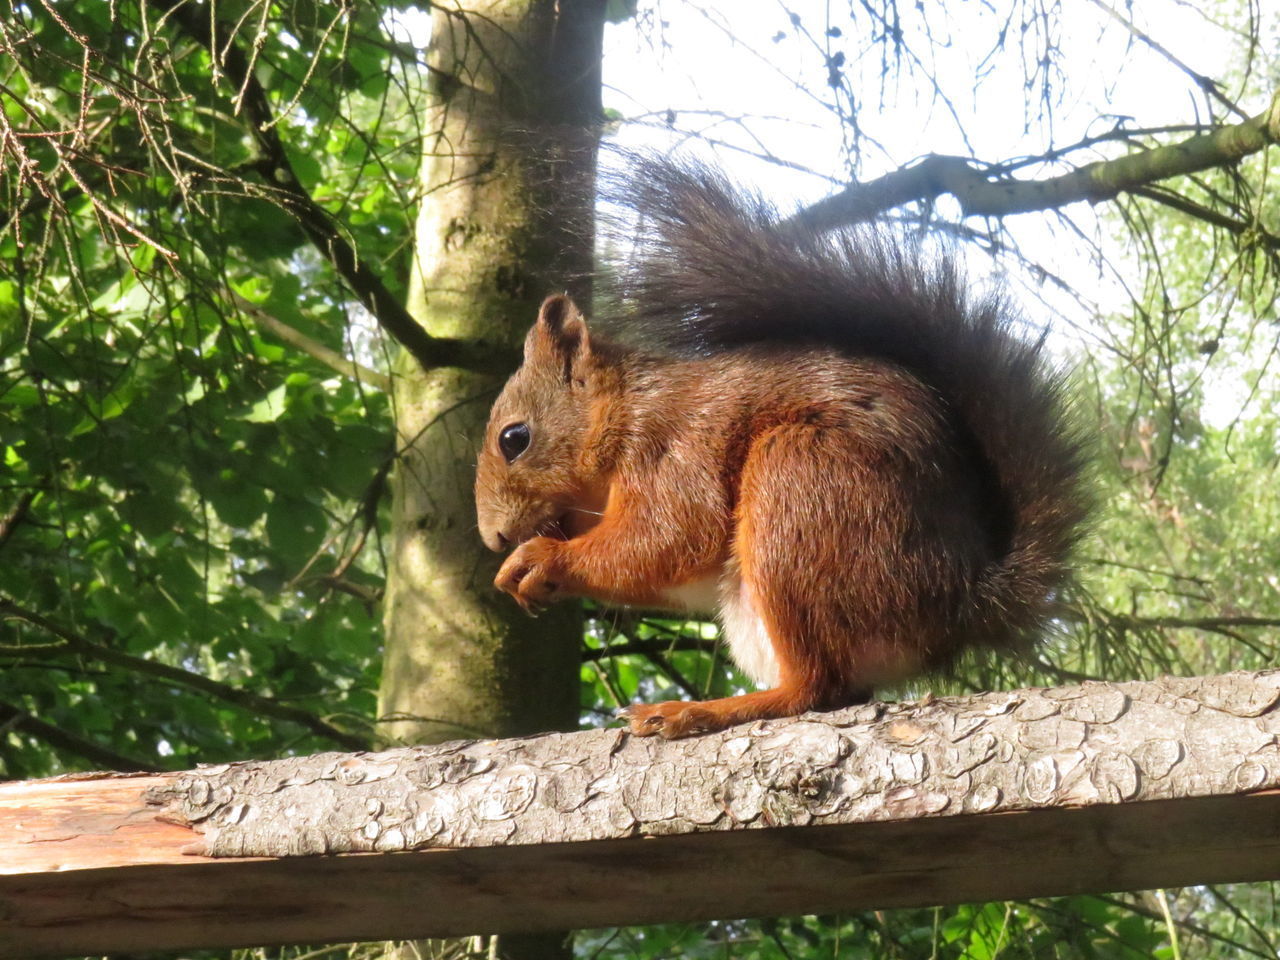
left=718, top=571, right=781, bottom=688
left=657, top=576, right=720, bottom=615
left=657, top=568, right=781, bottom=689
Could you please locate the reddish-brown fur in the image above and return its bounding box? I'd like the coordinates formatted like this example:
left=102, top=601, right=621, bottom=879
left=473, top=158, right=1088, bottom=739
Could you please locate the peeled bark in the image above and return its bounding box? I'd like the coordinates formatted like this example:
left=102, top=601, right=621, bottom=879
left=166, top=670, right=1280, bottom=854
left=9, top=671, right=1280, bottom=958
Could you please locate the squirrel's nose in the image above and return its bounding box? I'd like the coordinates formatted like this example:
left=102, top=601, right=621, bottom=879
left=481, top=527, right=512, bottom=552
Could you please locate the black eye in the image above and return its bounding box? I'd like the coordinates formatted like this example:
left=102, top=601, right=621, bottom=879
left=498, top=423, right=531, bottom=462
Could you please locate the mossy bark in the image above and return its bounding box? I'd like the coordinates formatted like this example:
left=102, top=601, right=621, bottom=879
left=380, top=0, right=602, bottom=744
left=378, top=3, right=604, bottom=955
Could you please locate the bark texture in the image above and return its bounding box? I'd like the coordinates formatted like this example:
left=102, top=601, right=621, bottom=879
left=11, top=671, right=1280, bottom=957
left=158, top=670, right=1280, bottom=856
left=377, top=6, right=604, bottom=956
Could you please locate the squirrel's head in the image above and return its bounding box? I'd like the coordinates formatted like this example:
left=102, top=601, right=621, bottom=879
left=475, top=295, right=613, bottom=552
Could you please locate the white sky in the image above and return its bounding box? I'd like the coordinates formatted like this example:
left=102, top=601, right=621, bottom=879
left=594, top=0, right=1269, bottom=427
left=601, top=1, right=1241, bottom=197
left=391, top=1, right=1270, bottom=424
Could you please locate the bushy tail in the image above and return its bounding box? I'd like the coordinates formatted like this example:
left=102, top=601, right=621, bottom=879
left=601, top=154, right=1090, bottom=646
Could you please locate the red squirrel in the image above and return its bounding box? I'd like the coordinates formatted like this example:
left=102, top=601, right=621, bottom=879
left=474, top=157, right=1088, bottom=739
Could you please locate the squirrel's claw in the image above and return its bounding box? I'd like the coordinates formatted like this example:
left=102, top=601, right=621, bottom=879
left=494, top=535, right=565, bottom=613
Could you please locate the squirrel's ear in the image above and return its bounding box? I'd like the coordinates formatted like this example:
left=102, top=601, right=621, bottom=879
left=527, top=294, right=591, bottom=383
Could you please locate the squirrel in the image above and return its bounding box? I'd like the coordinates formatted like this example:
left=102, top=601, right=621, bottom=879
left=474, top=156, right=1089, bottom=739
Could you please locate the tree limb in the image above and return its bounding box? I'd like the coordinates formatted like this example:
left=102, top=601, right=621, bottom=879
left=0, top=700, right=162, bottom=773
left=0, top=598, right=368, bottom=751
left=1129, top=185, right=1280, bottom=250
left=163, top=669, right=1280, bottom=858
left=797, top=91, right=1280, bottom=231
left=234, top=295, right=392, bottom=391
left=10, top=670, right=1280, bottom=956
left=152, top=1, right=505, bottom=374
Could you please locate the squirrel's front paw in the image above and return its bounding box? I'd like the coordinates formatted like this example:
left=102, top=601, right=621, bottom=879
left=494, top=536, right=565, bottom=613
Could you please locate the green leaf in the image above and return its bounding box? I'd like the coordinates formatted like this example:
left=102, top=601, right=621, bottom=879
left=265, top=495, right=328, bottom=563
left=244, top=384, right=288, bottom=423
left=207, top=474, right=269, bottom=529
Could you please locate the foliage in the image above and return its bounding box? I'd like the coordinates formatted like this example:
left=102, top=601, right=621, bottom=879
left=0, top=0, right=427, bottom=774
left=581, top=898, right=1176, bottom=960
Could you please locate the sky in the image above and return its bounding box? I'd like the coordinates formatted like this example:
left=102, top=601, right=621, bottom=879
left=591, top=0, right=1265, bottom=427
left=600, top=0, right=1242, bottom=200
left=392, top=0, right=1269, bottom=424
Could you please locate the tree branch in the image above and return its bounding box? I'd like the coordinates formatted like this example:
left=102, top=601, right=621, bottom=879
left=0, top=598, right=368, bottom=751
left=1084, top=0, right=1250, bottom=121
left=234, top=295, right=392, bottom=391
left=797, top=91, right=1280, bottom=231
left=1129, top=185, right=1280, bottom=250
left=1074, top=611, right=1280, bottom=633
left=152, top=1, right=504, bottom=374
left=581, top=636, right=716, bottom=662
left=0, top=700, right=163, bottom=773
left=0, top=480, right=45, bottom=552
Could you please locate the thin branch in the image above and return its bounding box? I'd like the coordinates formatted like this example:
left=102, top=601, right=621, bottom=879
left=0, top=480, right=46, bottom=552
left=314, top=576, right=383, bottom=606
left=643, top=649, right=701, bottom=700
left=286, top=455, right=392, bottom=598
left=589, top=659, right=627, bottom=711
left=1084, top=0, right=1250, bottom=121
left=151, top=0, right=503, bottom=374
left=1130, top=185, right=1280, bottom=250
left=0, top=597, right=369, bottom=751
left=1027, top=657, right=1104, bottom=685
left=1079, top=894, right=1273, bottom=959
left=580, top=636, right=716, bottom=663
left=998, top=124, right=1216, bottom=172
left=1203, top=884, right=1280, bottom=956
left=1101, top=614, right=1280, bottom=632
left=235, top=296, right=392, bottom=391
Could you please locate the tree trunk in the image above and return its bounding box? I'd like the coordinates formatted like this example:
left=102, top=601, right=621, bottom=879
left=377, top=2, right=604, bottom=957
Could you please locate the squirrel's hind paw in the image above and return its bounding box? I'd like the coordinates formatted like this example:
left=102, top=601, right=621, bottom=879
left=621, top=700, right=723, bottom=739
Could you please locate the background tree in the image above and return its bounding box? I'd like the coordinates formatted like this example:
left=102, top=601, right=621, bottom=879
left=2, top=0, right=1279, bottom=958
left=377, top=0, right=602, bottom=746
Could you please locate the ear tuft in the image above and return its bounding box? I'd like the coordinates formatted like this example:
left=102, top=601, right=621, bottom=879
left=529, top=294, right=591, bottom=382
left=538, top=294, right=583, bottom=336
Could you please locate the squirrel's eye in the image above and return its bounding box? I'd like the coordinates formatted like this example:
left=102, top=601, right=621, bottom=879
left=498, top=422, right=531, bottom=463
